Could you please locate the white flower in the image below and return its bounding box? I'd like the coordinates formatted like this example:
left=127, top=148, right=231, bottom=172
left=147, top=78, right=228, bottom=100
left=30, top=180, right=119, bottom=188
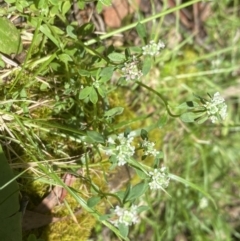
left=204, top=92, right=227, bottom=123
left=111, top=205, right=139, bottom=227
left=148, top=167, right=170, bottom=190
left=107, top=137, right=115, bottom=144
left=142, top=140, right=160, bottom=157
left=105, top=134, right=135, bottom=166
left=142, top=40, right=165, bottom=56
left=105, top=149, right=114, bottom=156
left=199, top=197, right=208, bottom=209
left=121, top=56, right=143, bottom=81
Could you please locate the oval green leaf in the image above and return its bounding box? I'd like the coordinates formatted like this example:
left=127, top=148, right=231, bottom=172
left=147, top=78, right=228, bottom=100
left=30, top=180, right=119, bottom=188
left=87, top=196, right=101, bottom=208
left=0, top=145, right=21, bottom=241
left=180, top=112, right=196, bottom=123
left=87, top=130, right=105, bottom=144
left=79, top=86, right=92, bottom=100
left=0, top=18, right=23, bottom=55
left=142, top=56, right=152, bottom=75
left=107, top=52, right=125, bottom=62
left=126, top=181, right=148, bottom=202
left=90, top=87, right=98, bottom=104
left=104, top=107, right=124, bottom=118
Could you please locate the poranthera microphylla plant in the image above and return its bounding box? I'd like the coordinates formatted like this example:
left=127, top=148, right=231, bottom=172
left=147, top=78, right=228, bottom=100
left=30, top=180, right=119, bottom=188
left=0, top=1, right=231, bottom=240
left=0, top=37, right=228, bottom=240
left=92, top=39, right=227, bottom=238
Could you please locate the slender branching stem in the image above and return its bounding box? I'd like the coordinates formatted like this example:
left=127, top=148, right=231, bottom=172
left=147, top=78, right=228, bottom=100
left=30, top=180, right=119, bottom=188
left=136, top=81, right=180, bottom=118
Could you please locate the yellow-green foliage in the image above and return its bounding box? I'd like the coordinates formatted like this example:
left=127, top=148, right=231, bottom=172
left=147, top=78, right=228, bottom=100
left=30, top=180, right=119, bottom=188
left=21, top=176, right=48, bottom=203
left=41, top=213, right=96, bottom=241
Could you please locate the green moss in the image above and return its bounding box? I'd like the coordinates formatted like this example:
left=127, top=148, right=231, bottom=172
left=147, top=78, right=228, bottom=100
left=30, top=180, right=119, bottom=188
left=41, top=210, right=96, bottom=241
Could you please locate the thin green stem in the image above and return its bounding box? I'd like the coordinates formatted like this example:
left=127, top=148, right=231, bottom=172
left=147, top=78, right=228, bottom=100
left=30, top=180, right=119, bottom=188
left=136, top=81, right=180, bottom=118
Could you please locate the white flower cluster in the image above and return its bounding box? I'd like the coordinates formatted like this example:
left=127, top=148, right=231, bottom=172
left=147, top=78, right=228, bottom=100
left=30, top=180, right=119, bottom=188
left=142, top=40, right=165, bottom=56
left=111, top=205, right=139, bottom=227
left=204, top=92, right=227, bottom=123
left=148, top=167, right=170, bottom=190
left=121, top=56, right=143, bottom=81
left=106, top=134, right=135, bottom=166
left=142, top=140, right=160, bottom=157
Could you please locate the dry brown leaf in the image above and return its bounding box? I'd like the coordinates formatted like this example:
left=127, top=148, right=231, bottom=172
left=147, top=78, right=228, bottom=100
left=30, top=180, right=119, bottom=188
left=22, top=173, right=81, bottom=230
left=103, top=0, right=140, bottom=28
left=34, top=173, right=76, bottom=214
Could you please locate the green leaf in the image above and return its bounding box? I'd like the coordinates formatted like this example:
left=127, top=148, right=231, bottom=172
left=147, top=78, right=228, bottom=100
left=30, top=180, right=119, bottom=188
left=79, top=86, right=92, bottom=100
left=107, top=52, right=125, bottom=62
left=114, top=190, right=125, bottom=200
left=96, top=1, right=103, bottom=13
left=89, top=87, right=98, bottom=104
left=3, top=0, right=15, bottom=3
left=27, top=233, right=44, bottom=241
left=0, top=18, right=23, bottom=55
left=87, top=130, right=105, bottom=144
left=142, top=56, right=152, bottom=75
left=128, top=46, right=142, bottom=54
left=61, top=1, right=71, bottom=15
left=118, top=223, right=129, bottom=238
left=66, top=25, right=77, bottom=39
left=16, top=0, right=30, bottom=12
left=104, top=107, right=124, bottom=118
left=27, top=234, right=38, bottom=241
left=51, top=26, right=65, bottom=35
left=77, top=0, right=85, bottom=9
left=180, top=112, right=206, bottom=123
left=100, top=0, right=112, bottom=6
left=78, top=69, right=91, bottom=77
left=78, top=23, right=95, bottom=37
left=122, top=183, right=131, bottom=203
left=99, top=214, right=111, bottom=221
left=20, top=88, right=27, bottom=98
left=40, top=24, right=59, bottom=47
left=58, top=53, right=73, bottom=64
left=135, top=168, right=148, bottom=179
left=87, top=196, right=101, bottom=208
left=49, top=0, right=58, bottom=4
left=97, top=86, right=106, bottom=98
left=180, top=112, right=196, bottom=123
left=34, top=0, right=48, bottom=9
left=140, top=129, right=148, bottom=140
left=177, top=101, right=200, bottom=110
left=0, top=145, right=21, bottom=241
left=136, top=22, right=147, bottom=41
left=137, top=205, right=149, bottom=213
left=0, top=212, right=22, bottom=241
left=40, top=82, right=49, bottom=91
left=196, top=115, right=208, bottom=124
left=100, top=66, right=115, bottom=82
left=126, top=182, right=148, bottom=201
